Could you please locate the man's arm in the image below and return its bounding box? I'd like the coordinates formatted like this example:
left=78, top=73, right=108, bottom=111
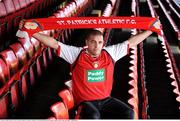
left=19, top=20, right=59, bottom=50
left=129, top=20, right=161, bottom=48
left=33, top=33, right=58, bottom=50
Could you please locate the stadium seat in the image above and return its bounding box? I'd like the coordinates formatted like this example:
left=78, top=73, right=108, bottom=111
left=29, top=62, right=36, bottom=86
left=42, top=48, right=48, bottom=70
left=9, top=80, right=21, bottom=111
left=50, top=102, right=69, bottom=119
left=9, top=43, right=28, bottom=69
left=12, top=0, right=21, bottom=11
left=18, top=38, right=35, bottom=59
left=0, top=2, right=7, bottom=17
left=0, top=58, right=10, bottom=84
left=25, top=0, right=31, bottom=5
left=58, top=89, right=74, bottom=110
left=36, top=54, right=44, bottom=78
left=29, top=0, right=36, bottom=3
left=0, top=2, right=7, bottom=49
left=47, top=47, right=53, bottom=62
left=20, top=71, right=29, bottom=99
left=3, top=0, right=16, bottom=14
left=0, top=49, right=19, bottom=78
left=3, top=0, right=23, bottom=37
left=18, top=0, right=27, bottom=8
left=0, top=91, right=10, bottom=119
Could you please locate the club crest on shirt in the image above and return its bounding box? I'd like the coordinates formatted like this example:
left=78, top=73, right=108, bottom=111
left=93, top=61, right=99, bottom=68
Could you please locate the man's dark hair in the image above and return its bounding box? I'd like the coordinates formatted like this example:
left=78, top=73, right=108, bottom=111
left=85, top=29, right=103, bottom=40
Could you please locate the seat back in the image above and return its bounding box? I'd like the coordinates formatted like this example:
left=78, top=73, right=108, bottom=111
left=58, top=89, right=74, bottom=110
left=9, top=80, right=21, bottom=111
left=50, top=102, right=69, bottom=119
left=0, top=2, right=7, bottom=17
left=18, top=0, right=27, bottom=8
left=12, top=0, right=21, bottom=11
left=20, top=71, right=29, bottom=99
left=25, top=0, right=31, bottom=5
left=0, top=58, right=10, bottom=84
left=0, top=91, right=10, bottom=119
left=18, top=38, right=34, bottom=59
left=0, top=49, right=19, bottom=77
left=10, top=43, right=28, bottom=69
left=3, top=0, right=16, bottom=14
left=29, top=0, right=36, bottom=3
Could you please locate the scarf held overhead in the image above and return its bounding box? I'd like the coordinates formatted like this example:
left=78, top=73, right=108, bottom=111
left=17, top=17, right=161, bottom=38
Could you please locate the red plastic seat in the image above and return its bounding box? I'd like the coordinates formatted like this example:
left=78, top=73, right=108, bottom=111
left=25, top=0, right=31, bottom=5
left=0, top=91, right=10, bottom=119
left=9, top=43, right=28, bottom=69
left=12, top=0, right=21, bottom=11
left=20, top=71, right=29, bottom=99
left=18, top=0, right=27, bottom=8
left=29, top=0, right=36, bottom=3
left=58, top=89, right=74, bottom=110
left=0, top=2, right=7, bottom=17
left=47, top=47, right=53, bottom=62
left=0, top=58, right=10, bottom=84
left=50, top=102, right=69, bottom=119
left=0, top=49, right=19, bottom=77
left=42, top=48, right=48, bottom=70
left=18, top=38, right=35, bottom=59
left=3, top=0, right=16, bottom=14
left=36, top=54, right=43, bottom=78
left=0, top=2, right=7, bottom=48
left=29, top=62, right=36, bottom=86
left=9, top=80, right=21, bottom=111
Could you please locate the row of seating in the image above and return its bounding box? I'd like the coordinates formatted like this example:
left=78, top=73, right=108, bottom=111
left=153, top=0, right=180, bottom=84
left=164, top=0, right=180, bottom=19
left=49, top=89, right=75, bottom=119
left=156, top=0, right=180, bottom=46
left=0, top=0, right=58, bottom=17
left=171, top=0, right=180, bottom=12
left=0, top=37, right=53, bottom=117
left=146, top=0, right=180, bottom=116
left=0, top=0, right=60, bottom=51
left=0, top=0, right=94, bottom=119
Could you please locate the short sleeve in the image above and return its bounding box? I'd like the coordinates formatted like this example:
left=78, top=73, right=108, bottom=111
left=57, top=42, right=82, bottom=64
left=104, top=40, right=129, bottom=62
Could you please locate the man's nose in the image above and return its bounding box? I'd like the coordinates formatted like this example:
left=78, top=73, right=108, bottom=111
left=94, top=42, right=98, bottom=48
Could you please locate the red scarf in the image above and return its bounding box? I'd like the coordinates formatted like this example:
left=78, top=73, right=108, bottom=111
left=17, top=17, right=161, bottom=38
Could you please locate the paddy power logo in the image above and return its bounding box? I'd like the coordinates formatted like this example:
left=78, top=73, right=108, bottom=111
left=87, top=69, right=105, bottom=82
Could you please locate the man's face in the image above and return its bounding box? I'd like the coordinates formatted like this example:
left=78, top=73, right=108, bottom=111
left=86, top=34, right=104, bottom=57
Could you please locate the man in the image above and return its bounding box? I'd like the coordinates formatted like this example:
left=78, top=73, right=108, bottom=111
left=18, top=20, right=161, bottom=119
